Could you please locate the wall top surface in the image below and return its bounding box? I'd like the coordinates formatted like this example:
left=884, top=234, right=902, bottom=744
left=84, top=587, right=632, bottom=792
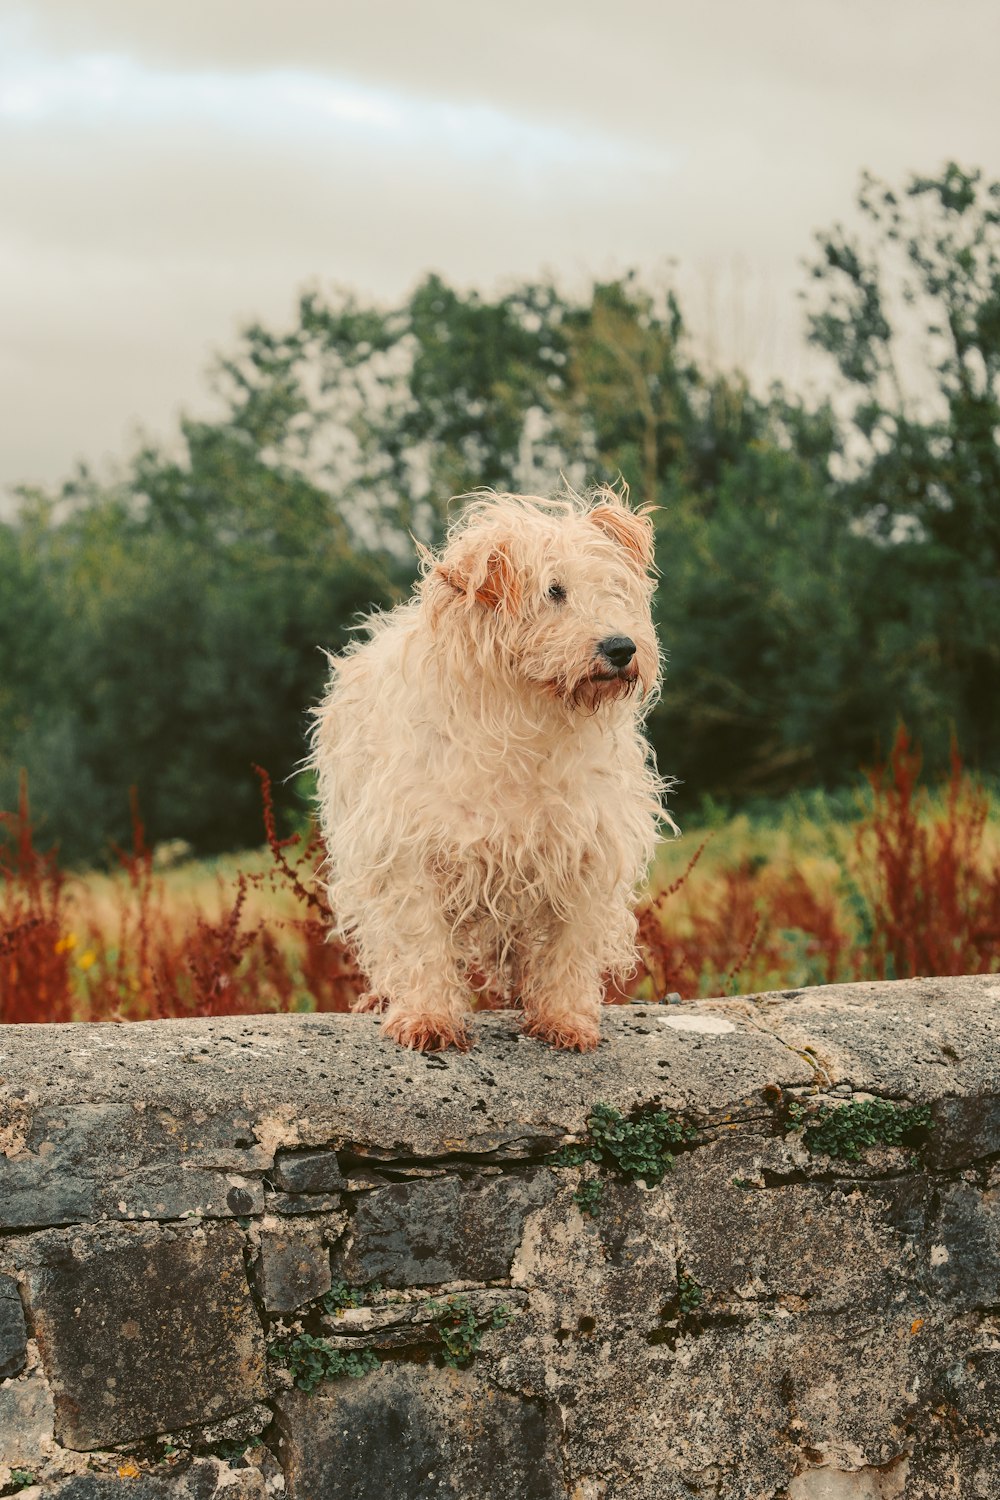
left=2, top=975, right=998, bottom=1160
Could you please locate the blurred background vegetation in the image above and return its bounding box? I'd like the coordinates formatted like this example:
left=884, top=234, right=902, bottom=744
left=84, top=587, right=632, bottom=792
left=2, top=161, right=999, bottom=866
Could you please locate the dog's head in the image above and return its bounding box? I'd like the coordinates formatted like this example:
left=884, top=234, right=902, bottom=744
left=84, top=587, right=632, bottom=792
left=422, top=487, right=659, bottom=710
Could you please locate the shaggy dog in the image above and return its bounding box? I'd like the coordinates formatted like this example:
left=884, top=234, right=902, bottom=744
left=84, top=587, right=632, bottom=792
left=311, top=487, right=668, bottom=1052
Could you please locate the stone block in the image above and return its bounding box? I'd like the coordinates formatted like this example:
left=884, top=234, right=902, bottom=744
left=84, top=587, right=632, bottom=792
left=786, top=1461, right=909, bottom=1498
left=40, top=1459, right=268, bottom=1498
left=0, top=1271, right=28, bottom=1378
left=670, top=1168, right=932, bottom=1312
left=263, top=1191, right=343, bottom=1216
left=254, top=1224, right=331, bottom=1312
left=926, top=1182, right=1000, bottom=1305
left=270, top=1148, right=348, bottom=1194
left=0, top=1369, right=56, bottom=1467
left=18, top=1222, right=267, bottom=1449
left=333, top=1170, right=555, bottom=1287
left=274, top=1363, right=563, bottom=1499
left=0, top=1102, right=265, bottom=1231
left=926, top=1094, right=1000, bottom=1169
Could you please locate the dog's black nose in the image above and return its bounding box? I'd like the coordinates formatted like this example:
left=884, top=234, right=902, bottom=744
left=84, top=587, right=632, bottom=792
left=599, top=635, right=636, bottom=669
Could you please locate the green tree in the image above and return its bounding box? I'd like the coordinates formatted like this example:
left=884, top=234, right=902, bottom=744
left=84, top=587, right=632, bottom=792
left=212, top=274, right=574, bottom=549
left=1, top=424, right=398, bottom=862
left=805, top=162, right=1000, bottom=769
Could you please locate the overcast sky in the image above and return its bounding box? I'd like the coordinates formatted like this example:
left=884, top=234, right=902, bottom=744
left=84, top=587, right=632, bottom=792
left=2, top=0, right=998, bottom=498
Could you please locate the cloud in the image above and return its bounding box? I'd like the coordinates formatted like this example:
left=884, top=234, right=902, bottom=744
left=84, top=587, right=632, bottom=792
left=0, top=49, right=667, bottom=177
left=2, top=0, right=999, bottom=494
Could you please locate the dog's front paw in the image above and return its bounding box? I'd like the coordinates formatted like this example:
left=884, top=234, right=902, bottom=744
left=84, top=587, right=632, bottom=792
left=523, top=1018, right=601, bottom=1052
left=382, top=1011, right=471, bottom=1053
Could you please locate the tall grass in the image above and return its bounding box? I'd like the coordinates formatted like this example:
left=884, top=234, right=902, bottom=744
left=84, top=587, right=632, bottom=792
left=0, top=769, right=363, bottom=1022
left=1, top=728, right=998, bottom=1024
left=626, top=725, right=1000, bottom=999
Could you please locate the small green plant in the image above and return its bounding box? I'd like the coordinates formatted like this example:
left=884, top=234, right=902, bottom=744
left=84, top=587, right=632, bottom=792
left=319, top=1280, right=385, bottom=1315
left=8, top=1473, right=35, bottom=1492
left=573, top=1178, right=604, bottom=1216
left=425, top=1296, right=513, bottom=1368
left=211, top=1436, right=262, bottom=1463
left=322, top=1281, right=366, bottom=1313
left=553, top=1102, right=697, bottom=1188
left=785, top=1097, right=933, bottom=1161
left=268, top=1332, right=379, bottom=1392
left=676, top=1269, right=704, bottom=1315
left=783, top=1100, right=808, bottom=1129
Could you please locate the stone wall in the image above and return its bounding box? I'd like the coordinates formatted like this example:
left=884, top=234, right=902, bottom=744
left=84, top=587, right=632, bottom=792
left=1, top=974, right=999, bottom=1499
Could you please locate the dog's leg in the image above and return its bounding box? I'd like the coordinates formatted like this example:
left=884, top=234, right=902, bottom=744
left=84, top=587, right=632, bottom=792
left=518, top=905, right=607, bottom=1052
left=363, top=892, right=472, bottom=1052
left=381, top=975, right=471, bottom=1052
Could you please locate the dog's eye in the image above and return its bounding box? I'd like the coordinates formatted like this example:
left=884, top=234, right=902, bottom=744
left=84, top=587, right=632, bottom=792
left=547, top=582, right=567, bottom=604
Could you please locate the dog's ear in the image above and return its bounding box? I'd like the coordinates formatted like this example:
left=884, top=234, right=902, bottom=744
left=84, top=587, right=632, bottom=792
left=589, top=502, right=655, bottom=574
left=436, top=541, right=521, bottom=614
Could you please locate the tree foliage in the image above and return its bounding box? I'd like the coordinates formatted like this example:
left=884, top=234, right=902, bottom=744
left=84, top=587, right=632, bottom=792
left=805, top=161, right=1000, bottom=766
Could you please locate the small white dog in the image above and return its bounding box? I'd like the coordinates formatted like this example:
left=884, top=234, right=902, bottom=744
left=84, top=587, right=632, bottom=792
left=312, top=487, right=667, bottom=1052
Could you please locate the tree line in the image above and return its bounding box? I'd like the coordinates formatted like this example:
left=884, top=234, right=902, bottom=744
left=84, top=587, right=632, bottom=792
left=2, top=163, right=998, bottom=864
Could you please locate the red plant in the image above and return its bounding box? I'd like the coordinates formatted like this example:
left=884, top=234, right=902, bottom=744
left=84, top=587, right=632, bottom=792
left=620, top=843, right=768, bottom=1002
left=757, top=865, right=853, bottom=986
left=0, top=775, right=74, bottom=1023
left=855, top=725, right=1000, bottom=979
left=2, top=730, right=997, bottom=1024
left=252, top=765, right=366, bottom=1012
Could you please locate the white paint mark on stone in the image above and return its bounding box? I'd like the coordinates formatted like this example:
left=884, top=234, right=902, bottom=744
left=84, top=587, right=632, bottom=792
left=659, top=1014, right=737, bottom=1036
left=930, top=1244, right=949, bottom=1266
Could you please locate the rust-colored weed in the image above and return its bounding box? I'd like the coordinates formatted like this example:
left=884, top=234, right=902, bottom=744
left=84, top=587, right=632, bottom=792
left=854, top=725, right=1000, bottom=979
left=2, top=729, right=997, bottom=1023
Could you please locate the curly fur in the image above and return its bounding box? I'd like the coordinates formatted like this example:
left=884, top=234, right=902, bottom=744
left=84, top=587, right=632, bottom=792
left=311, top=486, right=671, bottom=1052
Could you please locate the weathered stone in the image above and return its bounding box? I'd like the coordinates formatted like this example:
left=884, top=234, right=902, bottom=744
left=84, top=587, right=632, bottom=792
left=742, top=975, right=1000, bottom=1099
left=500, top=1305, right=949, bottom=1498
left=0, top=1368, right=56, bottom=1466
left=927, top=1093, right=1000, bottom=1168
left=0, top=998, right=820, bottom=1170
left=1, top=980, right=1000, bottom=1496
left=320, top=1287, right=523, bottom=1350
left=274, top=1363, right=563, bottom=1499
left=786, top=1461, right=909, bottom=1498
left=254, top=1223, right=331, bottom=1312
left=933, top=1346, right=1000, bottom=1430
left=668, top=1145, right=932, bottom=1312
left=270, top=1148, right=348, bottom=1194
left=334, top=1170, right=555, bottom=1286
left=903, top=1445, right=1000, bottom=1500
left=39, top=1459, right=267, bottom=1498
left=0, top=1101, right=265, bottom=1231
left=926, top=1182, right=999, bottom=1305
left=18, top=1221, right=268, bottom=1449
left=263, top=1190, right=343, bottom=1216
left=178, top=1400, right=273, bottom=1448
left=0, top=1270, right=28, bottom=1378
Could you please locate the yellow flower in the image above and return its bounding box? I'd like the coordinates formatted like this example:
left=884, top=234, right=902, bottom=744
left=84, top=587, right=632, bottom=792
left=77, top=950, right=97, bottom=972
left=54, top=932, right=77, bottom=954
